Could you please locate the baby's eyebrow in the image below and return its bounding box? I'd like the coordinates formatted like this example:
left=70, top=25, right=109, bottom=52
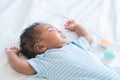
left=46, top=26, right=55, bottom=30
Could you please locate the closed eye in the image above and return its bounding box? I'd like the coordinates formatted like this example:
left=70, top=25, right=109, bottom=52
left=48, top=27, right=57, bottom=32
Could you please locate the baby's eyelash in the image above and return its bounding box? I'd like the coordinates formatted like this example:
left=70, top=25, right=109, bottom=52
left=49, top=28, right=57, bottom=32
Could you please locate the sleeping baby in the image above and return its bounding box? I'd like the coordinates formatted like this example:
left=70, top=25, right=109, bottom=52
left=5, top=19, right=120, bottom=80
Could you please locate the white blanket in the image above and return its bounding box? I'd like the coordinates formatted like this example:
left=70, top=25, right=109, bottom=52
left=0, top=0, right=120, bottom=80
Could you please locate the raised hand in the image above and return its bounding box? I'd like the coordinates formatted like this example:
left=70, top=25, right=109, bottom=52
left=64, top=19, right=92, bottom=44
left=5, top=46, right=20, bottom=55
left=64, top=19, right=80, bottom=31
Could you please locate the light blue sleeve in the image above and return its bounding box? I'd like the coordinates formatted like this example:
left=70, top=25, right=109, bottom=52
left=71, top=37, right=91, bottom=51
left=27, top=55, right=48, bottom=78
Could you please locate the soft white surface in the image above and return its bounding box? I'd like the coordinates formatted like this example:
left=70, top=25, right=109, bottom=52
left=0, top=0, right=120, bottom=80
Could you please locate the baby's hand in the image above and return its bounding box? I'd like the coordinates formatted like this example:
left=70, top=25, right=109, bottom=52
left=5, top=46, right=20, bottom=55
left=64, top=19, right=79, bottom=31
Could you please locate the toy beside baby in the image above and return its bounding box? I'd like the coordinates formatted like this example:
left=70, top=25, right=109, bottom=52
left=99, top=39, right=120, bottom=65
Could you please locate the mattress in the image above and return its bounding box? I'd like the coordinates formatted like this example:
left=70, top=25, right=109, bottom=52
left=0, top=0, right=120, bottom=80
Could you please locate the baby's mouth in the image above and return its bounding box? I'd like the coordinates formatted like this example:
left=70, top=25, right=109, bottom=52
left=61, top=34, right=66, bottom=38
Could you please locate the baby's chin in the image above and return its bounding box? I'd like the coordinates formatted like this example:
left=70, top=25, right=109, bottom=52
left=61, top=40, right=68, bottom=46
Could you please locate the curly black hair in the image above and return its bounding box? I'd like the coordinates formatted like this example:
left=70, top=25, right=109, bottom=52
left=20, top=23, right=42, bottom=59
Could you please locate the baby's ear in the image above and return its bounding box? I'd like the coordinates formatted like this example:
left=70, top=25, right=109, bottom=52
left=34, top=43, right=47, bottom=53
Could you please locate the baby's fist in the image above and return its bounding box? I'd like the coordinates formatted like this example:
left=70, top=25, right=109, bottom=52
left=64, top=19, right=79, bottom=31
left=5, top=46, right=20, bottom=55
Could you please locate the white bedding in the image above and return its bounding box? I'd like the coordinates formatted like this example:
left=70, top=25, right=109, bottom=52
left=0, top=0, right=120, bottom=80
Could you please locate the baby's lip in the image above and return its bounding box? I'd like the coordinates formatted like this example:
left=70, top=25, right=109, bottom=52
left=61, top=34, right=66, bottom=38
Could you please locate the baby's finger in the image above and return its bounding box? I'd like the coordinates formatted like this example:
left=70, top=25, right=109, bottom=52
left=13, top=46, right=18, bottom=50
left=10, top=47, right=14, bottom=50
left=5, top=48, right=8, bottom=51
left=66, top=21, right=70, bottom=25
left=70, top=19, right=75, bottom=23
left=10, top=46, right=16, bottom=50
left=68, top=20, right=72, bottom=24
left=64, top=23, right=67, bottom=27
left=68, top=19, right=74, bottom=22
left=64, top=25, right=69, bottom=29
left=66, top=19, right=74, bottom=25
left=64, top=23, right=69, bottom=28
left=13, top=46, right=16, bottom=49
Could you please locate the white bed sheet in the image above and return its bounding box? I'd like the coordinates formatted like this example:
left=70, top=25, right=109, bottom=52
left=0, top=0, right=120, bottom=80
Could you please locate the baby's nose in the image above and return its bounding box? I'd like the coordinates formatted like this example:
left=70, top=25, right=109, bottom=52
left=57, top=29, right=62, bottom=33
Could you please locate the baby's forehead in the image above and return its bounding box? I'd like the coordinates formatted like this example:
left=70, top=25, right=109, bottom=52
left=38, top=23, right=52, bottom=27
left=35, top=23, right=54, bottom=31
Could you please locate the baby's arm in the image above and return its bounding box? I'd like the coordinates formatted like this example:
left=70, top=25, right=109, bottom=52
left=5, top=47, right=36, bottom=75
left=64, top=19, right=93, bottom=44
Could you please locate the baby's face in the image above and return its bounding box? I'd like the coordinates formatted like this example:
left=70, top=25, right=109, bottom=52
left=35, top=24, right=68, bottom=49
